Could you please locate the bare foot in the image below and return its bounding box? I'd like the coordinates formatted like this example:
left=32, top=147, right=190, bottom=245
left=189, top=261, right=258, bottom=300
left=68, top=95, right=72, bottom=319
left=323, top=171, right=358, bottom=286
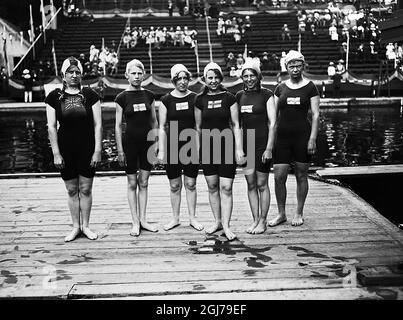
left=130, top=224, right=140, bottom=236
left=205, top=223, right=223, bottom=235
left=223, top=228, right=237, bottom=241
left=189, top=219, right=204, bottom=231
left=246, top=221, right=259, bottom=234
left=163, top=219, right=180, bottom=231
left=291, top=214, right=304, bottom=226
left=252, top=220, right=267, bottom=234
left=82, top=227, right=98, bottom=240
left=268, top=214, right=287, bottom=227
left=64, top=227, right=81, bottom=242
left=141, top=221, right=158, bottom=232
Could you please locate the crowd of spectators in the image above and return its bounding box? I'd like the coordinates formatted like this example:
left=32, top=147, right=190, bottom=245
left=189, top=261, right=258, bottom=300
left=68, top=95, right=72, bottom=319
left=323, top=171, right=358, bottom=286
left=62, top=0, right=81, bottom=18
left=225, top=50, right=283, bottom=76
left=77, top=44, right=119, bottom=78
left=216, top=14, right=252, bottom=44
left=123, top=25, right=197, bottom=49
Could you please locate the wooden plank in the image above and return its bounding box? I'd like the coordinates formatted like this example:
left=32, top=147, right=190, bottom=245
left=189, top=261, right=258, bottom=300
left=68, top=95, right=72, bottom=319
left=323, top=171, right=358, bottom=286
left=1, top=174, right=402, bottom=299
left=316, top=164, right=403, bottom=178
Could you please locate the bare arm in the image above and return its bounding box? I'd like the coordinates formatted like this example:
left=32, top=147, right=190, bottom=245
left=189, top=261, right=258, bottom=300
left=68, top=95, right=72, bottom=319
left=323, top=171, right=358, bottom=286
left=157, top=101, right=168, bottom=161
left=262, top=95, right=277, bottom=162
left=149, top=101, right=159, bottom=155
left=194, top=106, right=202, bottom=156
left=46, top=104, right=64, bottom=169
left=114, top=102, right=126, bottom=167
left=308, top=95, right=320, bottom=155
left=230, top=102, right=245, bottom=164
left=90, top=100, right=102, bottom=167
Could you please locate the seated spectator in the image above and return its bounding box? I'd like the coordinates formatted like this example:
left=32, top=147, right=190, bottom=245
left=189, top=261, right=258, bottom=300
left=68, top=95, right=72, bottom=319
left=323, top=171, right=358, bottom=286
left=235, top=53, right=245, bottom=75
left=339, top=42, right=348, bottom=60
left=217, top=16, right=225, bottom=36
left=327, top=61, right=336, bottom=78
left=89, top=45, right=99, bottom=62
left=261, top=51, right=270, bottom=71
left=98, top=47, right=109, bottom=75
left=307, top=23, right=317, bottom=40
left=281, top=24, right=291, bottom=41
left=329, top=23, right=339, bottom=41
left=108, top=49, right=119, bottom=76
left=298, top=19, right=306, bottom=39
left=183, top=26, right=197, bottom=48
left=369, top=41, right=378, bottom=60
left=268, top=53, right=279, bottom=71
left=167, top=27, right=175, bottom=46
left=279, top=51, right=287, bottom=73
left=229, top=66, right=238, bottom=77
left=174, top=26, right=185, bottom=47
left=336, top=59, right=345, bottom=74
left=341, top=26, right=349, bottom=42
left=386, top=42, right=396, bottom=65
left=225, top=52, right=237, bottom=71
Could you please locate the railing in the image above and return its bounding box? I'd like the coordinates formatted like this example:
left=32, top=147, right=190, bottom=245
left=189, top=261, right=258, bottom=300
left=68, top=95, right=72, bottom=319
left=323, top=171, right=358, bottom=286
left=12, top=7, right=62, bottom=77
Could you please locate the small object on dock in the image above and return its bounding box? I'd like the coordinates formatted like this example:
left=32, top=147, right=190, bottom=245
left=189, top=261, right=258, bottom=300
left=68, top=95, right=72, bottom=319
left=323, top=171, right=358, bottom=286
left=399, top=224, right=403, bottom=230
left=357, top=265, right=403, bottom=286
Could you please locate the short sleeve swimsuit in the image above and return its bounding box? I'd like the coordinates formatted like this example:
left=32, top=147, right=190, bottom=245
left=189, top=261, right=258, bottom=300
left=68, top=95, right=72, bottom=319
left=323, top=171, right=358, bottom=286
left=195, top=91, right=237, bottom=179
left=115, top=89, right=155, bottom=173
left=45, top=87, right=100, bottom=180
left=273, top=81, right=319, bottom=164
left=236, top=88, right=273, bottom=173
left=160, top=92, right=199, bottom=179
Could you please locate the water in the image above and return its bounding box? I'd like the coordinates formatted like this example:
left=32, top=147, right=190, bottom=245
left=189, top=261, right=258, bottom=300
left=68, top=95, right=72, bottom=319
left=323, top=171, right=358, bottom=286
left=1, top=106, right=403, bottom=173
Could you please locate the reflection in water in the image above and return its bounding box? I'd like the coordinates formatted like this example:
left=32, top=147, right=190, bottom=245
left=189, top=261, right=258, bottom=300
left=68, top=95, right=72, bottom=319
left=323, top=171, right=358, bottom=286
left=1, top=107, right=403, bottom=173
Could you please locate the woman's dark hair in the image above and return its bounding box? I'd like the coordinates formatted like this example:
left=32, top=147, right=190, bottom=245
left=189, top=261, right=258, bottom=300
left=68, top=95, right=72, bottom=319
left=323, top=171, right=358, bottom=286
left=200, top=69, right=226, bottom=95
left=172, top=71, right=191, bottom=85
left=242, top=68, right=262, bottom=92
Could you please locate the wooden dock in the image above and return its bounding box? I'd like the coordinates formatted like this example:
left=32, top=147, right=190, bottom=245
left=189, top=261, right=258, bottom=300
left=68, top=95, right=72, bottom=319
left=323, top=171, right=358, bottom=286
left=1, top=174, right=403, bottom=300
left=316, top=164, right=403, bottom=178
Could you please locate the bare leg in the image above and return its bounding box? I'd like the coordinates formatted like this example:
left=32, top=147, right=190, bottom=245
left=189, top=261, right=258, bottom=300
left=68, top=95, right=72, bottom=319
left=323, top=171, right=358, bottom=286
left=63, top=178, right=81, bottom=242
left=138, top=169, right=158, bottom=232
left=220, top=177, right=236, bottom=241
left=204, top=175, right=223, bottom=234
left=127, top=174, right=140, bottom=236
left=164, top=177, right=182, bottom=231
left=268, top=164, right=289, bottom=227
left=293, top=162, right=309, bottom=226
left=78, top=176, right=97, bottom=240
left=253, top=171, right=270, bottom=234
left=184, top=176, right=203, bottom=231
left=244, top=172, right=259, bottom=233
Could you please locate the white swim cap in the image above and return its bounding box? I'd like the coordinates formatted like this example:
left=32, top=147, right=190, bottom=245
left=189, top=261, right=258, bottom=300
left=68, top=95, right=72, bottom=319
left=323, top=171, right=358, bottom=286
left=241, top=58, right=262, bottom=79
left=284, top=50, right=305, bottom=66
left=170, top=64, right=190, bottom=80
left=203, top=62, right=222, bottom=79
left=61, top=57, right=83, bottom=76
left=125, top=59, right=145, bottom=74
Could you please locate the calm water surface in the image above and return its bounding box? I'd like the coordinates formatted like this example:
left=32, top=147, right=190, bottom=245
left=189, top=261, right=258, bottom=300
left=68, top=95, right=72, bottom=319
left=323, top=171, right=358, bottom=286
left=1, top=107, right=403, bottom=173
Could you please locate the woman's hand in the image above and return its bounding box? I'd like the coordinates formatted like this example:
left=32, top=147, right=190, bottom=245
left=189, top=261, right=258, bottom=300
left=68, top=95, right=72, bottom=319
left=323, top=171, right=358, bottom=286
left=53, top=153, right=65, bottom=170
left=236, top=149, right=246, bottom=166
left=90, top=151, right=102, bottom=168
left=117, top=151, right=126, bottom=167
left=262, top=148, right=273, bottom=163
left=157, top=150, right=165, bottom=164
left=307, top=138, right=316, bottom=155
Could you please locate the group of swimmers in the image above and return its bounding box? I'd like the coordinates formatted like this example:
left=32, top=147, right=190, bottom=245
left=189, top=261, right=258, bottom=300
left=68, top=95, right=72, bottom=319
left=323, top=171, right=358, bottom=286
left=45, top=49, right=320, bottom=242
